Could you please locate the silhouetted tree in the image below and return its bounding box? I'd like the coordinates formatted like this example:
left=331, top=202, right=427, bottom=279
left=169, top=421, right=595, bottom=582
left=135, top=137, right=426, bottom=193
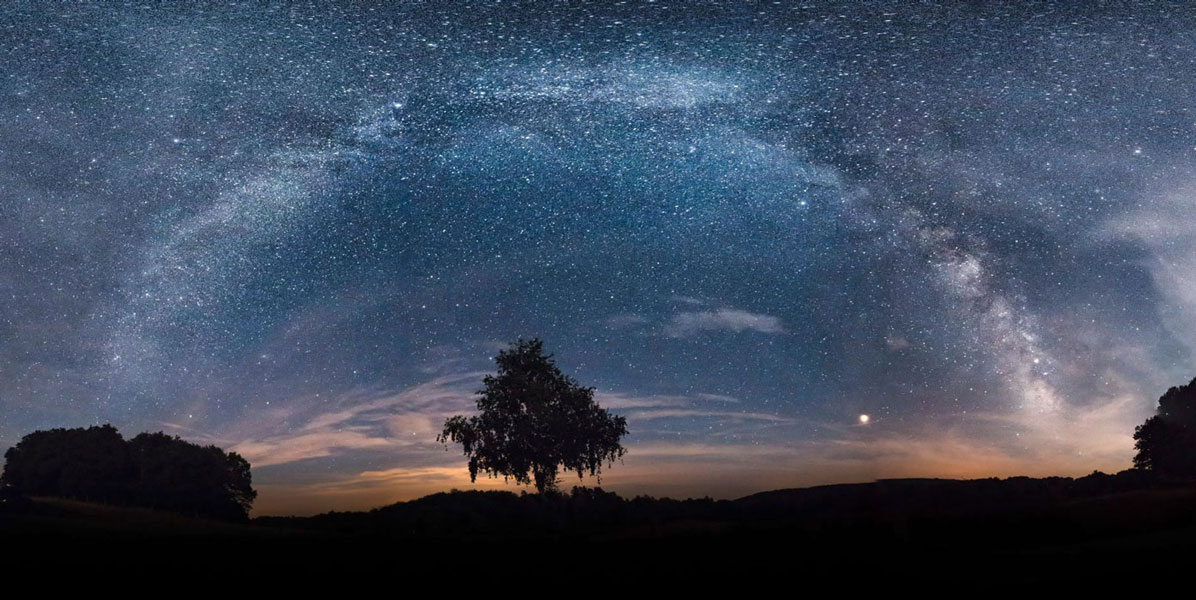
left=1133, top=376, right=1196, bottom=479
left=1, top=425, right=257, bottom=520
left=1, top=425, right=133, bottom=504
left=129, top=432, right=257, bottom=520
left=438, top=338, right=628, bottom=493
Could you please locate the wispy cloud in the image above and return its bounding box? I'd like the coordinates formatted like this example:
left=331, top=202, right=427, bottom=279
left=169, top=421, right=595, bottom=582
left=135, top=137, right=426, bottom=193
left=228, top=372, right=485, bottom=468
left=627, top=409, right=790, bottom=423
left=1101, top=185, right=1196, bottom=369
left=664, top=308, right=786, bottom=337
left=591, top=391, right=691, bottom=409
left=235, top=429, right=394, bottom=468
left=594, top=390, right=787, bottom=426
left=233, top=382, right=796, bottom=513
left=251, top=401, right=1141, bottom=515
left=228, top=370, right=1140, bottom=516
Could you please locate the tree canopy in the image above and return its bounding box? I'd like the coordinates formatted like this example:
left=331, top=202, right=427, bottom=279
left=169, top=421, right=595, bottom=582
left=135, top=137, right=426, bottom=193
left=438, top=338, right=628, bottom=493
left=1133, top=376, right=1196, bottom=480
left=1, top=425, right=257, bottom=520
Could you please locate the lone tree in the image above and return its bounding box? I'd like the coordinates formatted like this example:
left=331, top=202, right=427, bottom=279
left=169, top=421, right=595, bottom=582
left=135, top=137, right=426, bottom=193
left=1133, top=375, right=1196, bottom=480
left=438, top=338, right=628, bottom=493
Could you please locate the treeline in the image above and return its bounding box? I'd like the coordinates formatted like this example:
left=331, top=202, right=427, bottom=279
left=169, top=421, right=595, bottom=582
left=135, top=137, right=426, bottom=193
left=1, top=425, right=256, bottom=521
left=259, top=486, right=729, bottom=540
left=257, top=469, right=1180, bottom=544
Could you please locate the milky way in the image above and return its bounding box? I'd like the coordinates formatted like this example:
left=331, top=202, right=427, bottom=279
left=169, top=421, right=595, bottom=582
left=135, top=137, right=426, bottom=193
left=3, top=2, right=1195, bottom=514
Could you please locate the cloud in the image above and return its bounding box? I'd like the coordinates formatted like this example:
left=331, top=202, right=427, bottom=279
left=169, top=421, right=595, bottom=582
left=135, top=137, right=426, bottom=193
left=229, top=372, right=484, bottom=468
left=251, top=400, right=1142, bottom=515
left=884, top=335, right=910, bottom=351
left=627, top=409, right=790, bottom=423
left=592, top=392, right=691, bottom=409
left=234, top=429, right=394, bottom=468
left=1102, top=185, right=1196, bottom=367
left=696, top=393, right=740, bottom=403
left=224, top=347, right=1141, bottom=516
left=595, top=390, right=792, bottom=440
left=240, top=383, right=792, bottom=512
left=664, top=308, right=786, bottom=337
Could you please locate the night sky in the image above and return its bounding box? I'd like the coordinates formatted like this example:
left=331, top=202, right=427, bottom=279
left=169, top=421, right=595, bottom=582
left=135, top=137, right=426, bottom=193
left=3, top=2, right=1195, bottom=515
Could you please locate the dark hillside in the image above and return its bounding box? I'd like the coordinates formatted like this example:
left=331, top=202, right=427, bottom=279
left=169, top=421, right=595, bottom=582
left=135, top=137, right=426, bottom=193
left=7, top=474, right=1196, bottom=583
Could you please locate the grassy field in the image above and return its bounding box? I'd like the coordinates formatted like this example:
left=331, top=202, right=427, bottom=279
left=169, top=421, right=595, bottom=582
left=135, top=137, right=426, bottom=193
left=5, top=476, right=1196, bottom=581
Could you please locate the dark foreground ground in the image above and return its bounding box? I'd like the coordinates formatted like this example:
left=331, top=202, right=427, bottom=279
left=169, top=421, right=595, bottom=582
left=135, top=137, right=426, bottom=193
left=6, top=472, right=1196, bottom=584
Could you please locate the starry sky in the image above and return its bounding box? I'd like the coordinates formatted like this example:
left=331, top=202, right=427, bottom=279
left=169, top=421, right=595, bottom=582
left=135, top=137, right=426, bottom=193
left=3, top=2, right=1195, bottom=515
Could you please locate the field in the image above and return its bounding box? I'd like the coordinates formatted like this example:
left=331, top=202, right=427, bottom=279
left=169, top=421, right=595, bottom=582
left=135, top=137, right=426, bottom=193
left=6, top=475, right=1196, bottom=582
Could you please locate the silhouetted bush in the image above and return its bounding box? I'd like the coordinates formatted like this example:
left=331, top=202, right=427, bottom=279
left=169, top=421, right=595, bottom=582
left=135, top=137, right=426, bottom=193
left=1, top=425, right=256, bottom=520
